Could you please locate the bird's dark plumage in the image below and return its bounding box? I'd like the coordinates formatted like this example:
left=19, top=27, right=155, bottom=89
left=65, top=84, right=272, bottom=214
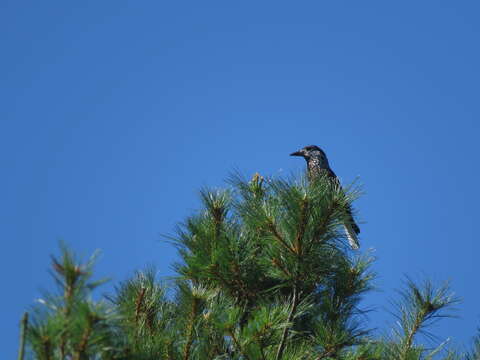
left=290, top=145, right=360, bottom=249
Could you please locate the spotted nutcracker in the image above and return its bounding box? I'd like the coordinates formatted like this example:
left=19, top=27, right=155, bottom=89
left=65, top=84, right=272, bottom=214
left=290, top=145, right=360, bottom=249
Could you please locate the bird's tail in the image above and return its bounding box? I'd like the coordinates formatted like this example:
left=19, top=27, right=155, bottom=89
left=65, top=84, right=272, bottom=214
left=344, top=223, right=360, bottom=250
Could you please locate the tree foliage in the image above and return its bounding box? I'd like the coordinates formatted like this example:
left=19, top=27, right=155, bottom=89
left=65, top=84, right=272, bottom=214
left=20, top=174, right=472, bottom=359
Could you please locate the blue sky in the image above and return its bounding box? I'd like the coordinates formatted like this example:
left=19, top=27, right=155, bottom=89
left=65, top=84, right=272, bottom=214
left=1, top=1, right=479, bottom=357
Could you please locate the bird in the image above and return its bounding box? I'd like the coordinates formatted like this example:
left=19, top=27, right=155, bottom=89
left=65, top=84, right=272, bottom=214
left=290, top=145, right=360, bottom=250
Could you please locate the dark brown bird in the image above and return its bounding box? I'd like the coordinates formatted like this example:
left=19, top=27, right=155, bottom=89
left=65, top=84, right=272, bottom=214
left=290, top=145, right=360, bottom=249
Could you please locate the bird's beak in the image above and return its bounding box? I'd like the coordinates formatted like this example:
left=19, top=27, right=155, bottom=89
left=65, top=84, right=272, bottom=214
left=290, top=150, right=303, bottom=157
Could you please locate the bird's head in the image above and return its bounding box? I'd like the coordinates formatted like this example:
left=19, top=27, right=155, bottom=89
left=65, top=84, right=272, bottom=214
left=290, top=145, right=326, bottom=160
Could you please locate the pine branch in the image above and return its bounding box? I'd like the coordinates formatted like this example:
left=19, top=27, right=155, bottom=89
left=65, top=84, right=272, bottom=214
left=294, top=198, right=309, bottom=255
left=276, top=286, right=299, bottom=360
left=73, top=321, right=93, bottom=360
left=134, top=286, right=146, bottom=324
left=17, top=312, right=28, bottom=360
left=390, top=277, right=459, bottom=359
left=267, top=221, right=295, bottom=254
left=315, top=349, right=337, bottom=360
left=229, top=328, right=252, bottom=360
left=403, top=311, right=422, bottom=354
left=43, top=337, right=52, bottom=360
left=183, top=297, right=199, bottom=360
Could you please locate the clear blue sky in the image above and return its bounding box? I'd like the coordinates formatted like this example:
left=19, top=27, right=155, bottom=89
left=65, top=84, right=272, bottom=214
left=1, top=1, right=479, bottom=357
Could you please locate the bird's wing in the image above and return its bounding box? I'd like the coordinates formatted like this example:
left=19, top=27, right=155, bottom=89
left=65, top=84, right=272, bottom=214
left=325, top=167, right=338, bottom=180
left=328, top=167, right=360, bottom=235
left=345, top=204, right=360, bottom=234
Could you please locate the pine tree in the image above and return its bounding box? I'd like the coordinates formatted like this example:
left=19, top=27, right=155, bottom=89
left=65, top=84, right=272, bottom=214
left=21, top=173, right=472, bottom=359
